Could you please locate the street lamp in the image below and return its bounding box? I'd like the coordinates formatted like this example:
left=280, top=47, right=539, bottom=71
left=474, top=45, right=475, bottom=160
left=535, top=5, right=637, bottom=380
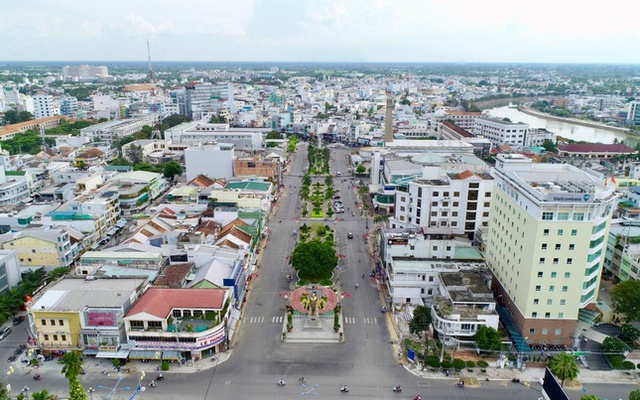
left=88, top=387, right=95, bottom=400
left=22, top=386, right=29, bottom=400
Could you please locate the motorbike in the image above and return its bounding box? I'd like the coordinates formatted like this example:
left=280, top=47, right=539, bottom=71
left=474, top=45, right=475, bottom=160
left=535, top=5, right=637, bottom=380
left=340, top=386, right=350, bottom=393
left=456, top=381, right=465, bottom=388
left=392, top=385, right=402, bottom=393
left=413, top=396, right=422, bottom=400
left=156, top=374, right=165, bottom=381
left=33, top=374, right=41, bottom=381
left=149, top=380, right=157, bottom=388
left=278, top=380, right=286, bottom=386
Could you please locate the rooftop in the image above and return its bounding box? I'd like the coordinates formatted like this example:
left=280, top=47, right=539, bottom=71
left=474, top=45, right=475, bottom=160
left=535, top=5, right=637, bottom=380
left=30, top=277, right=147, bottom=312
left=125, top=287, right=227, bottom=319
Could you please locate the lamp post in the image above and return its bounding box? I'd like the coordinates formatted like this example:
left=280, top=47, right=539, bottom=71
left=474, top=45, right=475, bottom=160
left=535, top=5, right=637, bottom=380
left=22, top=386, right=30, bottom=400
left=88, top=387, right=95, bottom=400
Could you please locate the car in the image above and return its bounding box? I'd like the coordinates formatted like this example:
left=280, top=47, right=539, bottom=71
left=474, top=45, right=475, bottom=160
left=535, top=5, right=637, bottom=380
left=0, top=326, right=12, bottom=340
left=12, top=316, right=24, bottom=325
left=347, top=232, right=353, bottom=239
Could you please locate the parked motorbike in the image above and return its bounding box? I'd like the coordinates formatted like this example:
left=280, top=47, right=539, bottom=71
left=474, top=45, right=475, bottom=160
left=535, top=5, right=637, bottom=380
left=392, top=385, right=402, bottom=393
left=456, top=381, right=465, bottom=388
left=33, top=374, right=41, bottom=381
left=511, top=378, right=520, bottom=383
left=278, top=380, right=286, bottom=386
left=156, top=374, right=165, bottom=381
left=340, top=386, right=350, bottom=393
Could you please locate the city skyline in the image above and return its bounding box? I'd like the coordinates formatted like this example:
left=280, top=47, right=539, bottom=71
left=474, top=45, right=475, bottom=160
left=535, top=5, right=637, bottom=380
left=2, top=0, right=639, bottom=64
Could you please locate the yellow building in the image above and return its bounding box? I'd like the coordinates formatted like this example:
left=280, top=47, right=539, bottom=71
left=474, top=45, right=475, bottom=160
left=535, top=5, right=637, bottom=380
left=27, top=277, right=147, bottom=354
left=3, top=228, right=74, bottom=268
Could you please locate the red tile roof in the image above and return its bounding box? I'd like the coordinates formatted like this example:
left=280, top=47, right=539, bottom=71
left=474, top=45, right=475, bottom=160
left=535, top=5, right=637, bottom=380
left=126, top=288, right=227, bottom=318
left=558, top=143, right=636, bottom=154
left=458, top=170, right=476, bottom=179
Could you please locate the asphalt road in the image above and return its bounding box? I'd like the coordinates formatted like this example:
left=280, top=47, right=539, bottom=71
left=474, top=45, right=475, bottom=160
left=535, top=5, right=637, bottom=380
left=2, top=142, right=638, bottom=400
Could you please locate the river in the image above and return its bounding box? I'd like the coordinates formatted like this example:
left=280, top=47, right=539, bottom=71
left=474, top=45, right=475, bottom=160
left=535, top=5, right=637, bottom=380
left=485, top=106, right=640, bottom=147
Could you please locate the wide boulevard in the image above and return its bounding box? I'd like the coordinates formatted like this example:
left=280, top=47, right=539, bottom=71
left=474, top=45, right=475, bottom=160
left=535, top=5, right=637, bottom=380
left=2, top=142, right=637, bottom=400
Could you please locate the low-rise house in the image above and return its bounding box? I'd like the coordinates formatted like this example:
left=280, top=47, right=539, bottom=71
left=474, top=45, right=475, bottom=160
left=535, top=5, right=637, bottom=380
left=124, top=287, right=231, bottom=361
left=233, top=154, right=281, bottom=182
left=107, top=171, right=167, bottom=215
left=207, top=180, right=273, bottom=212
left=27, top=277, right=148, bottom=355
left=431, top=270, right=499, bottom=344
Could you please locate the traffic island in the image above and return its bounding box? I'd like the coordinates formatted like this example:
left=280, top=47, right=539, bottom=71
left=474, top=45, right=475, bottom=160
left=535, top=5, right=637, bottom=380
left=281, top=285, right=343, bottom=343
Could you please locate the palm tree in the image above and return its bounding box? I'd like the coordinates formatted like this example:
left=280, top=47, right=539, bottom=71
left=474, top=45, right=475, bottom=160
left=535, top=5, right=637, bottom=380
left=31, top=389, right=54, bottom=400
left=549, top=352, right=579, bottom=387
left=61, top=351, right=84, bottom=381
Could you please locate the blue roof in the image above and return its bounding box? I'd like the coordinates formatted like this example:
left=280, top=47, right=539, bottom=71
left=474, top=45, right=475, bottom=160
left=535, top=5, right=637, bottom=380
left=629, top=186, right=640, bottom=195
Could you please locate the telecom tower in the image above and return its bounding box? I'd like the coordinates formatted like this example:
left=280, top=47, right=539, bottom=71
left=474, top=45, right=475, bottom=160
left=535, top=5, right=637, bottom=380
left=147, top=40, right=153, bottom=84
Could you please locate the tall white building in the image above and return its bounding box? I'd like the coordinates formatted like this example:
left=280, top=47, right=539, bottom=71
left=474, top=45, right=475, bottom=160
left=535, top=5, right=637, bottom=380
left=184, top=143, right=235, bottom=181
left=486, top=154, right=618, bottom=347
left=33, top=94, right=57, bottom=119
left=390, top=166, right=493, bottom=238
left=473, top=117, right=528, bottom=148
left=165, top=122, right=263, bottom=150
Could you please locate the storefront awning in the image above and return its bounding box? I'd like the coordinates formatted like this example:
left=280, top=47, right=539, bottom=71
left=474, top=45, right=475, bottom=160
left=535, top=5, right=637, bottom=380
left=162, top=350, right=181, bottom=360
left=96, top=349, right=130, bottom=359
left=129, top=350, right=162, bottom=360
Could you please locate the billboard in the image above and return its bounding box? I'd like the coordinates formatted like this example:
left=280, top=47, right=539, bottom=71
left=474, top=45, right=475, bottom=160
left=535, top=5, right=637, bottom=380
left=86, top=311, right=116, bottom=327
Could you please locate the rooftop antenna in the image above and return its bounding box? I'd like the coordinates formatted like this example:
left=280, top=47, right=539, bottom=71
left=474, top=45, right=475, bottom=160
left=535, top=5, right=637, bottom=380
left=147, top=40, right=153, bottom=84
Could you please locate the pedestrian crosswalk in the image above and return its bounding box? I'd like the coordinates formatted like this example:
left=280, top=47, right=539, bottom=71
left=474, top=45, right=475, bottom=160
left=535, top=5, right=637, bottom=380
left=246, top=316, right=379, bottom=325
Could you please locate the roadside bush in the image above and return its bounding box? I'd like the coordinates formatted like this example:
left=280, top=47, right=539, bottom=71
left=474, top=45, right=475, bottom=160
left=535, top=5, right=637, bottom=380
left=452, top=358, right=465, bottom=371
left=466, top=360, right=476, bottom=368
left=477, top=360, right=489, bottom=368
left=426, top=356, right=441, bottom=369
left=112, top=358, right=121, bottom=368
left=607, top=354, right=625, bottom=369
left=441, top=360, right=452, bottom=369
left=161, top=361, right=170, bottom=371
left=623, top=360, right=636, bottom=370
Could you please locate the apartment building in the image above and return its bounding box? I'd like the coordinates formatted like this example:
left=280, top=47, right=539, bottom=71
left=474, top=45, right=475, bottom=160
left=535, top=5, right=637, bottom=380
left=486, top=154, right=618, bottom=346
left=107, top=171, right=167, bottom=216
left=165, top=122, right=263, bottom=150
left=80, top=116, right=157, bottom=143
left=390, top=166, right=493, bottom=238
left=184, top=143, right=234, bottom=182
left=1, top=227, right=75, bottom=270
left=0, top=250, right=21, bottom=295
left=433, top=110, right=484, bottom=131
left=473, top=117, right=528, bottom=148
left=185, top=82, right=235, bottom=119
left=233, top=154, right=281, bottom=182
left=33, top=94, right=57, bottom=119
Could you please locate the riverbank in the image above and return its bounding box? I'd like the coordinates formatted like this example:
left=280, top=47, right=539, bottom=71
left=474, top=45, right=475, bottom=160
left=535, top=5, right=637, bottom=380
left=519, top=107, right=632, bottom=134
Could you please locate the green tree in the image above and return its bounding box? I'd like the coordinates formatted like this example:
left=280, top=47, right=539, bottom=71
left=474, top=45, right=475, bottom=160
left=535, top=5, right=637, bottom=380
left=61, top=351, right=87, bottom=400
left=408, top=305, right=432, bottom=338
left=602, top=337, right=627, bottom=353
left=630, top=389, right=640, bottom=400
left=549, top=352, right=579, bottom=387
left=621, top=324, right=640, bottom=343
left=161, top=114, right=190, bottom=131
left=290, top=239, right=338, bottom=282
left=125, top=144, right=144, bottom=165
left=163, top=161, right=183, bottom=181
left=611, top=280, right=640, bottom=322
left=475, top=326, right=502, bottom=352
left=266, top=130, right=282, bottom=140
left=2, top=110, right=34, bottom=124
left=542, top=139, right=558, bottom=153
left=580, top=395, right=600, bottom=400
left=31, top=389, right=54, bottom=400
left=355, top=165, right=366, bottom=174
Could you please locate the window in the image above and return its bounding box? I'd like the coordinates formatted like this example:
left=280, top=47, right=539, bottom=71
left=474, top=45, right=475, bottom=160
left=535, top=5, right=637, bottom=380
left=539, top=258, right=545, bottom=264
left=428, top=276, right=434, bottom=282
left=542, top=212, right=554, bottom=220
left=173, top=310, right=181, bottom=317
left=555, top=329, right=562, bottom=335
left=454, top=192, right=460, bottom=197
left=562, top=286, right=568, bottom=292
left=432, top=202, right=437, bottom=207
left=532, top=312, right=538, bottom=318
left=573, top=213, right=585, bottom=221
left=549, top=285, right=555, bottom=292
left=59, top=320, right=64, bottom=326
left=41, top=319, right=46, bottom=326
left=544, top=312, right=551, bottom=318
left=537, top=272, right=543, bottom=278
left=553, top=258, right=559, bottom=264
left=558, top=312, right=564, bottom=318
left=61, top=335, right=66, bottom=341
left=535, top=285, right=541, bottom=292
left=51, top=320, right=56, bottom=326
left=560, top=299, right=566, bottom=305
left=543, top=229, right=550, bottom=236
left=558, top=212, right=569, bottom=220
left=533, top=299, right=539, bottom=305
left=529, top=328, right=535, bottom=334
left=547, top=299, right=553, bottom=305
left=555, top=244, right=561, bottom=250
left=130, top=321, right=144, bottom=329
left=453, top=202, right=459, bottom=207
left=541, top=243, right=548, bottom=250
left=569, top=244, right=575, bottom=250
left=542, top=329, right=549, bottom=335
left=564, top=272, right=570, bottom=278
left=433, top=191, right=439, bottom=197
left=27, top=258, right=32, bottom=262
left=432, top=246, right=438, bottom=251
left=148, top=321, right=162, bottom=330
left=571, top=229, right=578, bottom=236
left=557, top=229, right=564, bottom=236
left=44, top=334, right=49, bottom=341
left=53, top=335, right=58, bottom=341
left=551, top=272, right=557, bottom=278
left=567, top=258, right=573, bottom=265
left=31, top=249, right=36, bottom=253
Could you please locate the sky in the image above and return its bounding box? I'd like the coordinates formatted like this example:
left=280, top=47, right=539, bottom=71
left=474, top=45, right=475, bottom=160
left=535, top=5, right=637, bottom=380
left=1, top=0, right=639, bottom=64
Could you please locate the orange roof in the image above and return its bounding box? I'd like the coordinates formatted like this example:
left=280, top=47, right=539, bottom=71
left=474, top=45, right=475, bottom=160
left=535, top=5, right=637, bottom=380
left=188, top=174, right=216, bottom=188
left=0, top=116, right=65, bottom=137
left=458, top=170, right=476, bottom=179
left=126, top=288, right=227, bottom=318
